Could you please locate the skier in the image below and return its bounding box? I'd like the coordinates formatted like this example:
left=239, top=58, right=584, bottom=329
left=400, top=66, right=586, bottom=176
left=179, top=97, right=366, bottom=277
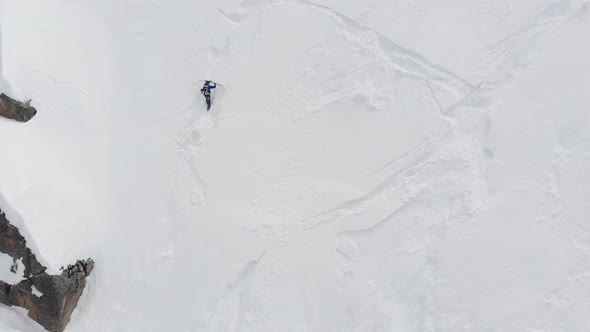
left=200, top=80, right=217, bottom=111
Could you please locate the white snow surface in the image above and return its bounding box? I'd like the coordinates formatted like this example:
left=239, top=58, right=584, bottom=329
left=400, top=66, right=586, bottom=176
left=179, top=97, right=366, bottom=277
left=30, top=286, right=42, bottom=298
left=0, top=255, right=24, bottom=285
left=0, top=0, right=589, bottom=331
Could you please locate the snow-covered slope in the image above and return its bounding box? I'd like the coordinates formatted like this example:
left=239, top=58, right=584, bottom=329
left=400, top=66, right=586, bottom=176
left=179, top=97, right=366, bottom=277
left=0, top=0, right=589, bottom=331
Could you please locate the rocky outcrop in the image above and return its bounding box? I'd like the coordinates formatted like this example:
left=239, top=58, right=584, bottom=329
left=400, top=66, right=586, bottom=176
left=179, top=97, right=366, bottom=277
left=0, top=209, right=93, bottom=332
left=0, top=93, right=37, bottom=122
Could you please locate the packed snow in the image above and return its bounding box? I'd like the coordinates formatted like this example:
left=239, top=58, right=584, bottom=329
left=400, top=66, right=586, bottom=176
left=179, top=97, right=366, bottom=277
left=0, top=255, right=24, bottom=285
left=0, top=0, right=589, bottom=331
left=30, top=286, right=42, bottom=298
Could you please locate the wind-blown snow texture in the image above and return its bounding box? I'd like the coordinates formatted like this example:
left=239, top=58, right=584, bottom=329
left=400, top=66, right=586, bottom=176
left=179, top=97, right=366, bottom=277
left=0, top=0, right=589, bottom=331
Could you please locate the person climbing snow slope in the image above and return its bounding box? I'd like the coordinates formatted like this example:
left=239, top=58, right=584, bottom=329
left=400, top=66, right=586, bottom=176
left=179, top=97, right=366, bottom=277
left=200, top=80, right=217, bottom=111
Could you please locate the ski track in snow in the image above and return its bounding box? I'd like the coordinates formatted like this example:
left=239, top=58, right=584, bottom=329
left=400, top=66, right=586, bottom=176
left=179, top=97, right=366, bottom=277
left=216, top=0, right=485, bottom=235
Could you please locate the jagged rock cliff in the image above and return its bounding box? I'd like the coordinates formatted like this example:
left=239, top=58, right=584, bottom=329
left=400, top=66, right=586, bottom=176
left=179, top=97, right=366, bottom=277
left=0, top=209, right=93, bottom=332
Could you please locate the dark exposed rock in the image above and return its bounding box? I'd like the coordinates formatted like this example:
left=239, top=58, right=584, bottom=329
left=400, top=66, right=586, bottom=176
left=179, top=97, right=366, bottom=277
left=0, top=208, right=93, bottom=332
left=0, top=93, right=37, bottom=122
left=0, top=211, right=46, bottom=277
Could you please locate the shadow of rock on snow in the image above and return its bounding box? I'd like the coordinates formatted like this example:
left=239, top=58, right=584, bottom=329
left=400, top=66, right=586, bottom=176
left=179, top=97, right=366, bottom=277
left=0, top=207, right=93, bottom=332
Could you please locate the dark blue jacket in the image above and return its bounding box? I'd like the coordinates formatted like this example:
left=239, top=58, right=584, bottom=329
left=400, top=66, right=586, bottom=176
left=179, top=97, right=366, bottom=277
left=201, top=82, right=216, bottom=96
